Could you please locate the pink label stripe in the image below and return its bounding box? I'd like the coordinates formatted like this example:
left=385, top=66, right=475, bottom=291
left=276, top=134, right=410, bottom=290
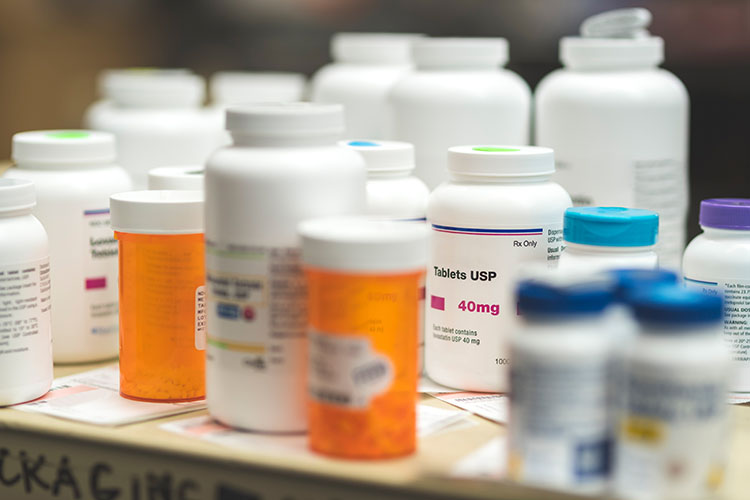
left=86, top=277, right=107, bottom=290
left=433, top=229, right=543, bottom=236
left=431, top=295, right=445, bottom=310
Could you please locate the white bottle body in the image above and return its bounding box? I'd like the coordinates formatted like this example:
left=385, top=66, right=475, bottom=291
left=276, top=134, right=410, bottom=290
left=0, top=212, right=52, bottom=405
left=425, top=178, right=571, bottom=392
left=509, top=316, right=613, bottom=494
left=4, top=165, right=133, bottom=363
left=558, top=242, right=658, bottom=273
left=683, top=227, right=750, bottom=392
left=205, top=144, right=366, bottom=432
left=613, top=328, right=729, bottom=500
left=85, top=104, right=221, bottom=189
left=388, top=70, right=531, bottom=190
left=535, top=68, right=688, bottom=269
left=366, top=173, right=429, bottom=220
left=311, top=64, right=410, bottom=139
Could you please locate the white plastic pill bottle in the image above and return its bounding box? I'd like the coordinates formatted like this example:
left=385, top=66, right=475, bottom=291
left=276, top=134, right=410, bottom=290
left=5, top=130, right=132, bottom=363
left=205, top=103, right=366, bottom=432
left=535, top=8, right=689, bottom=270
left=425, top=146, right=572, bottom=392
left=148, top=165, right=204, bottom=191
left=0, top=179, right=53, bottom=405
left=614, top=286, right=729, bottom=500
left=509, top=276, right=614, bottom=494
left=310, top=33, right=422, bottom=139
left=84, top=68, right=220, bottom=189
left=339, top=140, right=429, bottom=220
left=683, top=198, right=750, bottom=393
left=388, top=38, right=531, bottom=190
left=558, top=207, right=659, bottom=272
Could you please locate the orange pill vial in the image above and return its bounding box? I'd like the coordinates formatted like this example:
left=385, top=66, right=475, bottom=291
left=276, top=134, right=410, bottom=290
left=110, top=190, right=205, bottom=402
left=299, top=217, right=427, bottom=459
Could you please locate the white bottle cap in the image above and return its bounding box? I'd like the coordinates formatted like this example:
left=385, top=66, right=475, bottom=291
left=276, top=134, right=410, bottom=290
left=209, top=71, right=307, bottom=105
left=0, top=178, right=35, bottom=213
left=110, top=190, right=204, bottom=234
left=448, top=146, right=555, bottom=178
left=148, top=166, right=204, bottom=191
left=338, top=140, right=414, bottom=174
left=99, top=68, right=205, bottom=108
left=299, top=216, right=428, bottom=273
left=412, top=38, right=509, bottom=69
left=12, top=130, right=116, bottom=167
left=226, top=102, right=344, bottom=139
left=331, top=33, right=424, bottom=64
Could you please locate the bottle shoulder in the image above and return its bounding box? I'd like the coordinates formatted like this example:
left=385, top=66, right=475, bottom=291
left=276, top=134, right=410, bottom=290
left=0, top=215, right=49, bottom=262
left=207, top=145, right=366, bottom=177
left=683, top=232, right=750, bottom=278
left=4, top=166, right=132, bottom=195
left=389, top=69, right=531, bottom=103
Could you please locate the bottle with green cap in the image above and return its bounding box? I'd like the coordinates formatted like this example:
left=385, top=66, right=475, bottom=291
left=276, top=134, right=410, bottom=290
left=558, top=206, right=659, bottom=272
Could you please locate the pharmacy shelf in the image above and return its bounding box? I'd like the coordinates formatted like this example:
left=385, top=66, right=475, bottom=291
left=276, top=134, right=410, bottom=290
left=1, top=364, right=749, bottom=500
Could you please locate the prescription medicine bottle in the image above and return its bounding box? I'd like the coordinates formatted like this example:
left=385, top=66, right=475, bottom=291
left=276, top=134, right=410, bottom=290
left=558, top=207, right=659, bottom=272
left=300, top=217, right=427, bottom=459
left=683, top=199, right=750, bottom=393
left=110, top=190, right=205, bottom=402
left=614, top=286, right=729, bottom=500
left=148, top=165, right=204, bottom=191
left=426, top=146, right=572, bottom=392
left=5, top=130, right=132, bottom=363
left=205, top=103, right=366, bottom=432
left=339, top=140, right=429, bottom=221
left=0, top=179, right=52, bottom=406
left=311, top=33, right=423, bottom=138
left=535, top=8, right=689, bottom=269
left=388, top=38, right=531, bottom=189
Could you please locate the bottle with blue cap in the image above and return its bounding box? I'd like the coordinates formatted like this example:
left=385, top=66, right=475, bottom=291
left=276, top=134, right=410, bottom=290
left=558, top=207, right=659, bottom=272
left=508, top=273, right=614, bottom=494
left=614, top=285, right=729, bottom=500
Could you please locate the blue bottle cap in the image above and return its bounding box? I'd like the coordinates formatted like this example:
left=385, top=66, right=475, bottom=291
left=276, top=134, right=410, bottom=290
left=517, top=279, right=613, bottom=317
left=564, top=207, right=659, bottom=247
left=608, top=268, right=678, bottom=303
left=629, top=285, right=723, bottom=326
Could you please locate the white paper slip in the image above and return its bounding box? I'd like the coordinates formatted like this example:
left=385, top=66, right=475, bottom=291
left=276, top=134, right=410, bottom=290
left=13, top=366, right=206, bottom=426
left=417, top=404, right=475, bottom=437
left=727, top=393, right=750, bottom=405
left=431, top=392, right=509, bottom=424
left=451, top=436, right=507, bottom=479
left=418, top=375, right=459, bottom=393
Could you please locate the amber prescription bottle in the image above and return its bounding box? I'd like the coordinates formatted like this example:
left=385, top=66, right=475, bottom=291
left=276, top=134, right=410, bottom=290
left=110, top=190, right=205, bottom=402
left=299, top=217, right=428, bottom=458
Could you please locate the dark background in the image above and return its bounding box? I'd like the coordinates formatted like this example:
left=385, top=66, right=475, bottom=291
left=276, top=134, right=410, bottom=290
left=1, top=0, right=748, bottom=239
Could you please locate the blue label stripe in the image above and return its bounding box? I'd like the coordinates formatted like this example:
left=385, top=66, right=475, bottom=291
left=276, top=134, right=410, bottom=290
left=683, top=277, right=719, bottom=286
left=84, top=208, right=110, bottom=216
left=432, top=224, right=543, bottom=236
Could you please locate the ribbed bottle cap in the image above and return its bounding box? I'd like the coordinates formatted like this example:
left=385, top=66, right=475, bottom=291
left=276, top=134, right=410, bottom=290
left=339, top=140, right=414, bottom=173
left=607, top=268, right=678, bottom=303
left=209, top=71, right=306, bottom=105
left=448, top=146, right=554, bottom=178
left=517, top=277, right=613, bottom=317
left=99, top=68, right=205, bottom=107
left=0, top=178, right=35, bottom=213
left=564, top=207, right=658, bottom=247
left=413, top=38, right=508, bottom=68
left=332, top=33, right=424, bottom=64
left=148, top=166, right=204, bottom=191
left=226, top=102, right=344, bottom=138
left=110, top=190, right=203, bottom=234
left=13, top=130, right=116, bottom=167
left=630, top=285, right=723, bottom=326
left=699, top=199, right=750, bottom=230
left=299, top=216, right=428, bottom=273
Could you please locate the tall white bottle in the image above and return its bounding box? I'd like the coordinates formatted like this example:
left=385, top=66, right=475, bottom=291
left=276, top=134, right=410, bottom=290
left=535, top=8, right=689, bottom=269
left=388, top=38, right=531, bottom=190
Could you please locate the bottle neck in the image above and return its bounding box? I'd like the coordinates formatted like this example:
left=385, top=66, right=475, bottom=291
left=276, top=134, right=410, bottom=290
left=13, top=161, right=113, bottom=171
left=564, top=241, right=656, bottom=254
left=0, top=208, right=33, bottom=218
left=415, top=64, right=500, bottom=72
left=368, top=169, right=412, bottom=179
left=230, top=133, right=340, bottom=148
left=701, top=226, right=750, bottom=238
left=448, top=172, right=551, bottom=184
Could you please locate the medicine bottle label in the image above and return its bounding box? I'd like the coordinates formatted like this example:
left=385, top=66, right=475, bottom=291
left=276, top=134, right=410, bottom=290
left=426, top=223, right=563, bottom=391
left=83, top=209, right=119, bottom=337
left=195, top=285, right=206, bottom=350
left=685, top=276, right=750, bottom=391
left=309, top=331, right=394, bottom=409
left=0, top=258, right=51, bottom=359
left=614, top=363, right=728, bottom=498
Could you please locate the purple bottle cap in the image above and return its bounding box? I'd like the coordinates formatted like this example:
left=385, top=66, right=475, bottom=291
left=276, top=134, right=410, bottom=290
left=699, top=199, right=750, bottom=230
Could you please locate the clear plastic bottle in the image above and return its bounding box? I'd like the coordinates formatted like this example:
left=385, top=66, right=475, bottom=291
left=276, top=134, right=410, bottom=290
left=5, top=130, right=132, bottom=363
left=425, top=146, right=571, bottom=392
left=535, top=8, right=689, bottom=269
left=310, top=33, right=423, bottom=138
left=388, top=38, right=531, bottom=189
left=0, top=179, right=52, bottom=405
left=205, top=103, right=366, bottom=432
